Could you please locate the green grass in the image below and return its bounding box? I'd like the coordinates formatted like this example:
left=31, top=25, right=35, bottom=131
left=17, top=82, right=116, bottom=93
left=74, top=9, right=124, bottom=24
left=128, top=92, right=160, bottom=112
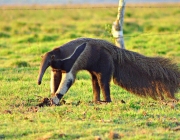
left=0, top=3, right=180, bottom=140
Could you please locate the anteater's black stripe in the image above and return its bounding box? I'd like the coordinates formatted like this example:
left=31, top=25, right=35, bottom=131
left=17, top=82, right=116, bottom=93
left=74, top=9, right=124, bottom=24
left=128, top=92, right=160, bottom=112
left=62, top=43, right=86, bottom=72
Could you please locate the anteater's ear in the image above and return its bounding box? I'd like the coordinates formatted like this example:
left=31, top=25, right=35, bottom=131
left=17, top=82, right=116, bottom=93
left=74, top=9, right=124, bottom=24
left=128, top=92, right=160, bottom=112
left=41, top=55, right=43, bottom=58
left=51, top=55, right=55, bottom=60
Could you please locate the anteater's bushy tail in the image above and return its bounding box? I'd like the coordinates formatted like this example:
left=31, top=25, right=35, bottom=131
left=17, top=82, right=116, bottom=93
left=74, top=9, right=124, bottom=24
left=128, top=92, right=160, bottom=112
left=113, top=49, right=180, bottom=100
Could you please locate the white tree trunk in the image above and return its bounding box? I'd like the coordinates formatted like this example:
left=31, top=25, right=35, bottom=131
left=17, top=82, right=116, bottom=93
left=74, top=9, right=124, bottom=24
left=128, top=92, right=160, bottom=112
left=112, top=0, right=126, bottom=49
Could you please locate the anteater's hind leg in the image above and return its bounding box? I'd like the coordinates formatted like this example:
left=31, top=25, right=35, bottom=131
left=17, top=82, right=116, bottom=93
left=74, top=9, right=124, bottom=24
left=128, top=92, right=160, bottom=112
left=97, top=61, right=113, bottom=102
left=98, top=73, right=112, bottom=102
left=90, top=72, right=100, bottom=102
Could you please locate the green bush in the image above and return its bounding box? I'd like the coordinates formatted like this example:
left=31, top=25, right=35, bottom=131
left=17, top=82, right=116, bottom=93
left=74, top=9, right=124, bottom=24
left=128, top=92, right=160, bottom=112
left=0, top=32, right=10, bottom=38
left=41, top=35, right=59, bottom=42
left=11, top=61, right=30, bottom=68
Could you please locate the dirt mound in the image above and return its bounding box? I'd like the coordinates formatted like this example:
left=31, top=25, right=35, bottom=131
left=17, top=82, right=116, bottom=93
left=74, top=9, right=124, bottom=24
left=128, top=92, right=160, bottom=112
left=36, top=98, right=66, bottom=107
left=37, top=98, right=53, bottom=107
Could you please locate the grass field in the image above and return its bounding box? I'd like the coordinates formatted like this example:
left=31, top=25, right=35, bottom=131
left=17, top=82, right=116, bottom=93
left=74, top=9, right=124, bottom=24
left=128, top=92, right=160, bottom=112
left=0, top=3, right=180, bottom=140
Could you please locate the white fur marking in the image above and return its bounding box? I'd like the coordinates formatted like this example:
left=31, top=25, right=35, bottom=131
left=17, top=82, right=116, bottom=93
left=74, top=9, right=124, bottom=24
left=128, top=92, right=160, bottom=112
left=50, top=70, right=55, bottom=93
left=56, top=72, right=74, bottom=95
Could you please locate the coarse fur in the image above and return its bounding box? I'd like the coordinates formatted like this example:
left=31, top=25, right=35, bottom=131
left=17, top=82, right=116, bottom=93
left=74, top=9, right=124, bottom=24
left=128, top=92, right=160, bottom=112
left=50, top=69, right=62, bottom=96
left=38, top=38, right=180, bottom=104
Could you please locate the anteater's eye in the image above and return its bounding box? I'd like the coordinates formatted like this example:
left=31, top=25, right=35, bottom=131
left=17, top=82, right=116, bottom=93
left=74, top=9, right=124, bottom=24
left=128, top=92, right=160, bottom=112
left=51, top=55, right=55, bottom=60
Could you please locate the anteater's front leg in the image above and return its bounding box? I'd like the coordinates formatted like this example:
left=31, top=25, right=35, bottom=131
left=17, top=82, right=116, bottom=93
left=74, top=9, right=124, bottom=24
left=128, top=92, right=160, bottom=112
left=51, top=72, right=75, bottom=105
left=50, top=69, right=62, bottom=96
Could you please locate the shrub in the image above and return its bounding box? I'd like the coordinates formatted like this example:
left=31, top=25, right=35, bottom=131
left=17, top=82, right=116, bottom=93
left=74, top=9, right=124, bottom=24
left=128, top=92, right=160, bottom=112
left=11, top=61, right=30, bottom=68
left=41, top=35, right=59, bottom=42
left=0, top=32, right=10, bottom=38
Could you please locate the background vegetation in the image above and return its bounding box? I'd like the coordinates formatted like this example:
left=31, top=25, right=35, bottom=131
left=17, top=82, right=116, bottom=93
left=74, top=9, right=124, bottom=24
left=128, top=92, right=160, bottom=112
left=0, top=3, right=180, bottom=140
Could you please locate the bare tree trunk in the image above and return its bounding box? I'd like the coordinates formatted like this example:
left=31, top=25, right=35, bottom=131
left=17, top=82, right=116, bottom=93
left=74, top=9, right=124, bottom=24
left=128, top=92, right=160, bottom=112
left=112, top=0, right=126, bottom=49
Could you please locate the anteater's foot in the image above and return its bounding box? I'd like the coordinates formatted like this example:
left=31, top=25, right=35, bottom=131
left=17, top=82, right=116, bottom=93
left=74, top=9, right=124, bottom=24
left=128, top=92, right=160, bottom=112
left=51, top=96, right=60, bottom=105
left=95, top=100, right=111, bottom=104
